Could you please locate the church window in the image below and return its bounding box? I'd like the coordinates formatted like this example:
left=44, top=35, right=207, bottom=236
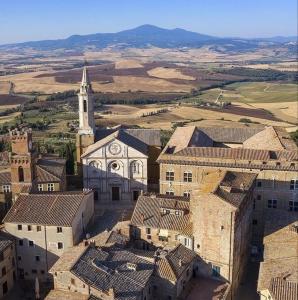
left=83, top=100, right=87, bottom=112
left=18, top=166, right=24, bottom=182
left=131, top=161, right=140, bottom=174
left=111, top=162, right=120, bottom=171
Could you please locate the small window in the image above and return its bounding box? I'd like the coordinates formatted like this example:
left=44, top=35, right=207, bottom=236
left=252, top=219, right=258, bottom=225
left=18, top=240, right=23, bottom=246
left=47, top=183, right=54, bottom=192
left=31, top=269, right=37, bottom=274
left=2, top=267, right=6, bottom=276
left=183, top=171, right=192, bottom=182
left=2, top=185, right=11, bottom=193
left=36, top=226, right=41, bottom=232
left=166, top=191, right=174, bottom=196
left=18, top=256, right=21, bottom=261
left=257, top=181, right=262, bottom=187
left=28, top=241, right=34, bottom=247
left=290, top=180, right=298, bottom=190
left=71, top=278, right=76, bottom=285
left=18, top=166, right=24, bottom=182
left=27, top=225, right=32, bottom=231
left=289, top=201, right=298, bottom=211
left=146, top=228, right=151, bottom=234
left=183, top=191, right=191, bottom=198
left=17, top=225, right=22, bottom=231
left=35, top=256, right=40, bottom=262
left=57, top=227, right=63, bottom=233
left=40, top=270, right=45, bottom=275
left=212, top=265, right=220, bottom=277
left=37, top=184, right=43, bottom=192
left=58, top=242, right=63, bottom=249
left=268, top=199, right=277, bottom=209
left=166, top=171, right=174, bottom=181
left=83, top=100, right=87, bottom=112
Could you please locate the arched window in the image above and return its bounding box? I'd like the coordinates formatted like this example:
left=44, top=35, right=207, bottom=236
left=89, top=161, right=98, bottom=168
left=83, top=100, right=87, bottom=113
left=131, top=161, right=140, bottom=174
left=18, top=166, right=24, bottom=182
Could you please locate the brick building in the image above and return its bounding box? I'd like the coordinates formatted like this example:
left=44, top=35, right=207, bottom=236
left=0, top=232, right=16, bottom=298
left=157, top=125, right=298, bottom=242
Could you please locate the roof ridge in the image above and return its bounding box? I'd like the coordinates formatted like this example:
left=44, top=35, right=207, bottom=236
left=37, top=164, right=60, bottom=181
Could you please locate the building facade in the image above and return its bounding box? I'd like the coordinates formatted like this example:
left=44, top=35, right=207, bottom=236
left=158, top=126, right=298, bottom=242
left=0, top=232, right=16, bottom=299
left=3, top=191, right=94, bottom=281
left=76, top=67, right=161, bottom=206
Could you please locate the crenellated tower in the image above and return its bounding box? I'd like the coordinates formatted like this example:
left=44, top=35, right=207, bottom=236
left=76, top=66, right=95, bottom=175
left=10, top=128, right=35, bottom=198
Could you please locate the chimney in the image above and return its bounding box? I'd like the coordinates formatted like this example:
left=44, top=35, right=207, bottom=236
left=179, top=259, right=183, bottom=267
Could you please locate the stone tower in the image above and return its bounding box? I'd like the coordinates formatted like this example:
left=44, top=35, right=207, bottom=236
left=10, top=128, right=35, bottom=199
left=76, top=67, right=95, bottom=175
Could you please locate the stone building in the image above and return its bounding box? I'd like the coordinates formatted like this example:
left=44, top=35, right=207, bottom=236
left=3, top=191, right=94, bottom=281
left=258, top=210, right=298, bottom=300
left=190, top=170, right=256, bottom=298
left=130, top=194, right=192, bottom=250
left=48, top=243, right=196, bottom=300
left=157, top=125, right=298, bottom=242
left=49, top=244, right=154, bottom=300
left=0, top=232, right=16, bottom=298
left=76, top=67, right=161, bottom=206
left=0, top=129, right=66, bottom=215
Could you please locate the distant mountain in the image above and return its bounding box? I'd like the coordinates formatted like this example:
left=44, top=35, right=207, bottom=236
left=0, top=24, right=296, bottom=51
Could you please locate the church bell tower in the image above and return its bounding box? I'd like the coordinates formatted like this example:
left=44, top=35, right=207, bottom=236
left=76, top=66, right=95, bottom=175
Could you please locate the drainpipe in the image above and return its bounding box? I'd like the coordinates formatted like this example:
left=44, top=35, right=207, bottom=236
left=44, top=225, right=49, bottom=274
left=228, top=211, right=234, bottom=299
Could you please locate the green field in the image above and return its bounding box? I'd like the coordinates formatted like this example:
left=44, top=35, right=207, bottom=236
left=199, top=82, right=297, bottom=103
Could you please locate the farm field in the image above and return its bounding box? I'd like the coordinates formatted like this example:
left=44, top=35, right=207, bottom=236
left=199, top=82, right=297, bottom=103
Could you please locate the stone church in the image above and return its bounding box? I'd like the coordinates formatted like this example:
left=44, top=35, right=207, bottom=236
left=76, top=67, right=161, bottom=206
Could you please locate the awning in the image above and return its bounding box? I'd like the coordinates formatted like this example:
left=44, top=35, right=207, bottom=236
left=159, top=229, right=169, bottom=237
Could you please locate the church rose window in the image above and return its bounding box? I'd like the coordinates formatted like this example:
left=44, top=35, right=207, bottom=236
left=111, top=162, right=120, bottom=170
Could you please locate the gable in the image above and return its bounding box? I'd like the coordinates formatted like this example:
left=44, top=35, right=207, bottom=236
left=82, top=138, right=148, bottom=159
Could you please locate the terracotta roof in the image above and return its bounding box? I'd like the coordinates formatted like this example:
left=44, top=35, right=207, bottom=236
left=0, top=152, right=10, bottom=166
left=0, top=231, right=13, bottom=253
left=3, top=191, right=92, bottom=226
left=198, top=126, right=263, bottom=143
left=45, top=290, right=89, bottom=300
left=82, top=129, right=148, bottom=158
left=96, top=128, right=161, bottom=147
left=0, top=171, right=11, bottom=185
left=36, top=157, right=65, bottom=183
left=243, top=126, right=297, bottom=151
left=71, top=245, right=154, bottom=300
left=269, top=277, right=298, bottom=300
left=155, top=244, right=197, bottom=282
left=50, top=245, right=88, bottom=273
left=131, top=194, right=190, bottom=232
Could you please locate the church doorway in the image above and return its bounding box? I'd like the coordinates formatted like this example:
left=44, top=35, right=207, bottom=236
left=111, top=186, right=120, bottom=201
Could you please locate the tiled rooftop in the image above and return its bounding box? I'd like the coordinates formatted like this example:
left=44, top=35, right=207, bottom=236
left=131, top=194, right=190, bottom=232
left=71, top=246, right=154, bottom=300
left=3, top=191, right=92, bottom=226
left=0, top=231, right=13, bottom=253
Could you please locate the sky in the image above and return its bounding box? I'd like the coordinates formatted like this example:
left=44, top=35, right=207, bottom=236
left=0, top=0, right=297, bottom=44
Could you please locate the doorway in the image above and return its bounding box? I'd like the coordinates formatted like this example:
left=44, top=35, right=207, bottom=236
left=111, top=186, right=120, bottom=201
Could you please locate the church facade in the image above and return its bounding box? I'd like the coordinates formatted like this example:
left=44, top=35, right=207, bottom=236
left=76, top=67, right=161, bottom=206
